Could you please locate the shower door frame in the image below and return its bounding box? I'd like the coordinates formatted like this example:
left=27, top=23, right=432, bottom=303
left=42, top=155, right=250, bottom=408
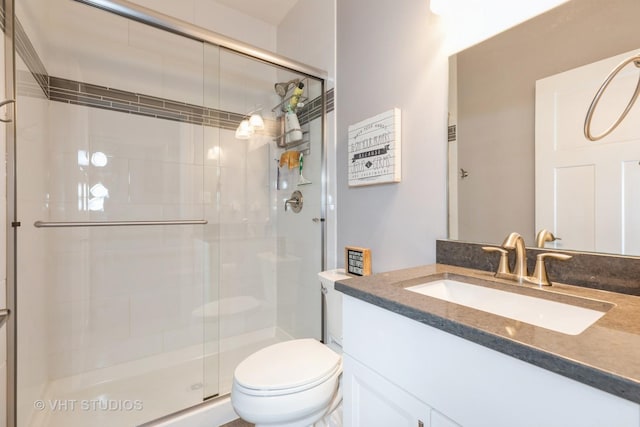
left=74, top=0, right=327, bottom=80
left=5, top=0, right=18, bottom=423
left=5, top=0, right=329, bottom=425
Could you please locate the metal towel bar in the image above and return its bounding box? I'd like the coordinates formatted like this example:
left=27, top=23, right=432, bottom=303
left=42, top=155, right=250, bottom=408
left=584, top=55, right=640, bottom=141
left=34, top=219, right=208, bottom=228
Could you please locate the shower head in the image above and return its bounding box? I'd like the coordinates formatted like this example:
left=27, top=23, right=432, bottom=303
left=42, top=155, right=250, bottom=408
left=274, top=79, right=300, bottom=97
left=274, top=82, right=287, bottom=97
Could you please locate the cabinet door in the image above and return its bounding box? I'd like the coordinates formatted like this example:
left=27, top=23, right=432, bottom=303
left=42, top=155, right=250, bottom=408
left=343, top=354, right=429, bottom=427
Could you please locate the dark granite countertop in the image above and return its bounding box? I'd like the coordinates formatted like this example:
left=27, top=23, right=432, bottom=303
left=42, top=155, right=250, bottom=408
left=335, top=264, right=640, bottom=404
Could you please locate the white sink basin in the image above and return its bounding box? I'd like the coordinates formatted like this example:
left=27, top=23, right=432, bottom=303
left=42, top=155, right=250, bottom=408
left=405, top=279, right=607, bottom=335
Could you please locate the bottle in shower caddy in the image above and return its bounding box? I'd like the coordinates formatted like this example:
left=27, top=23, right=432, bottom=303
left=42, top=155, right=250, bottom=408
left=284, top=107, right=303, bottom=144
left=289, top=81, right=304, bottom=111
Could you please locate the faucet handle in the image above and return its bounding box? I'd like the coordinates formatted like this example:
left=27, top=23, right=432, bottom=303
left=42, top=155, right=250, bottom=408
left=535, top=229, right=561, bottom=248
left=530, top=252, right=572, bottom=286
left=482, top=246, right=510, bottom=276
left=284, top=190, right=303, bottom=213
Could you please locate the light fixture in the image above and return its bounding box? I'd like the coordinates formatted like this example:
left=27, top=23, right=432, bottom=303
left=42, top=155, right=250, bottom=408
left=249, top=113, right=265, bottom=130
left=90, top=183, right=109, bottom=198
left=91, top=151, right=108, bottom=167
left=78, top=150, right=90, bottom=166
left=207, top=146, right=221, bottom=160
left=235, top=119, right=254, bottom=139
left=235, top=107, right=265, bottom=139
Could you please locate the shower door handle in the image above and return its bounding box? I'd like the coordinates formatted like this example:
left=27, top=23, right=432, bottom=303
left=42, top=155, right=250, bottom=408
left=34, top=219, right=208, bottom=228
left=0, top=99, right=16, bottom=123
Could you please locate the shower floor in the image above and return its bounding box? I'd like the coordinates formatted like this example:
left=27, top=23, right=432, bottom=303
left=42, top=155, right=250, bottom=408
left=26, top=329, right=286, bottom=427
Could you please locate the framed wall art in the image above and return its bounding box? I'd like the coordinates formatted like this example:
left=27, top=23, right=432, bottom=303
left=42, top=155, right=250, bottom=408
left=345, top=246, right=372, bottom=276
left=348, top=108, right=401, bottom=187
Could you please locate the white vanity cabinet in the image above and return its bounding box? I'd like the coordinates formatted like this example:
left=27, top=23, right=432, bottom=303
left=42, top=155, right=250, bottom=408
left=344, top=354, right=460, bottom=427
left=343, top=353, right=431, bottom=426
left=342, top=295, right=640, bottom=427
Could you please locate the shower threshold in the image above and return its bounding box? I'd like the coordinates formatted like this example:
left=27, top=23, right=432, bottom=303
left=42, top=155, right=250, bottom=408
left=25, top=328, right=288, bottom=427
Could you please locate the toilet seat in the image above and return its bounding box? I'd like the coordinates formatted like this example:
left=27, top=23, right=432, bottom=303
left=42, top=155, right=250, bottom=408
left=232, top=339, right=343, bottom=426
left=234, top=339, right=341, bottom=397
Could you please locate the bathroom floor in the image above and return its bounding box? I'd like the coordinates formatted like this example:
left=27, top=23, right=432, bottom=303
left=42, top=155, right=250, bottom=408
left=221, top=418, right=254, bottom=427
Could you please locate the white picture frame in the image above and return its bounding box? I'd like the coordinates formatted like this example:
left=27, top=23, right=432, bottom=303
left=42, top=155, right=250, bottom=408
left=348, top=108, right=402, bottom=187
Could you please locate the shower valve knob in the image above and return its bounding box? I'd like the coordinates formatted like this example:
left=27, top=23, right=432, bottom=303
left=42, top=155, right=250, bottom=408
left=284, top=190, right=303, bottom=213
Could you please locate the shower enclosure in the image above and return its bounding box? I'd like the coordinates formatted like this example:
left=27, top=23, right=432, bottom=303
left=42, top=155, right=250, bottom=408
left=5, top=0, right=327, bottom=425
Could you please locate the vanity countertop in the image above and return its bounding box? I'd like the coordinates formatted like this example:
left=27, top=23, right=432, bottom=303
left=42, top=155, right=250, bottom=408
left=335, top=264, right=640, bottom=404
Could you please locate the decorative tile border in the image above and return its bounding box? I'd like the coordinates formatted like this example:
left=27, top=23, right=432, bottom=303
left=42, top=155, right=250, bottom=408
left=298, top=88, right=333, bottom=125
left=15, top=16, right=48, bottom=97
left=49, top=76, right=273, bottom=131
left=16, top=69, right=47, bottom=99
left=0, top=0, right=5, bottom=34
left=49, top=76, right=333, bottom=134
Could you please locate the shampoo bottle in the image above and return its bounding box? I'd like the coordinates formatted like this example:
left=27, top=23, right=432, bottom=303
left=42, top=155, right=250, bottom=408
left=289, top=81, right=304, bottom=110
left=285, top=109, right=303, bottom=143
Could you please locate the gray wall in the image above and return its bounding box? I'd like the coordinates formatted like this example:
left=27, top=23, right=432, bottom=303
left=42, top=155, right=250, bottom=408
left=336, top=0, right=448, bottom=273
left=455, top=0, right=640, bottom=246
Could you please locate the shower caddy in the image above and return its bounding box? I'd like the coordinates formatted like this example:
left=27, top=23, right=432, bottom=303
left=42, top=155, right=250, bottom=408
left=272, top=77, right=310, bottom=152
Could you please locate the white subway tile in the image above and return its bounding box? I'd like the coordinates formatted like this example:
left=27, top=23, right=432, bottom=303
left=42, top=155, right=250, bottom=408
left=130, top=288, right=183, bottom=336
left=48, top=333, right=164, bottom=379
left=46, top=0, right=130, bottom=83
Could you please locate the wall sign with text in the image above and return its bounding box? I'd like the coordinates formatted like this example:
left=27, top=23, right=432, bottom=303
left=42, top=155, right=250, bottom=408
left=348, top=108, right=401, bottom=186
left=345, top=246, right=371, bottom=276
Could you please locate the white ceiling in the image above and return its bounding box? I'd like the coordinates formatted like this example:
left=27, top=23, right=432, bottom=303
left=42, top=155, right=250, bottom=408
left=213, top=0, right=299, bottom=25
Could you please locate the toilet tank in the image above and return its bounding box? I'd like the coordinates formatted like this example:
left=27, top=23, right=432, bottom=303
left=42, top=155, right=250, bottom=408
left=318, top=269, right=351, bottom=353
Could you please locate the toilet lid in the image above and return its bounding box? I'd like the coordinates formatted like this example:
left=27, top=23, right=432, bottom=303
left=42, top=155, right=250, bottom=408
left=234, top=338, right=341, bottom=392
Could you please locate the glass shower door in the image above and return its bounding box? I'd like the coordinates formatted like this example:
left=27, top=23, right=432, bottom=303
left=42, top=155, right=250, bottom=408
left=203, top=47, right=325, bottom=397
left=10, top=0, right=327, bottom=423
left=13, top=1, right=218, bottom=425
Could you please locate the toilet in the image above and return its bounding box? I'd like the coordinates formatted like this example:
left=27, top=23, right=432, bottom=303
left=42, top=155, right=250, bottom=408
left=231, top=269, right=350, bottom=427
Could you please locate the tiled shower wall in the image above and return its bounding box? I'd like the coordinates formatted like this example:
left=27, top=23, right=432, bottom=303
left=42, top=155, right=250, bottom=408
left=7, top=1, right=335, bottom=423
left=44, top=102, right=216, bottom=379
left=13, top=0, right=333, bottom=394
left=14, top=57, right=49, bottom=426
left=19, top=1, right=251, bottom=384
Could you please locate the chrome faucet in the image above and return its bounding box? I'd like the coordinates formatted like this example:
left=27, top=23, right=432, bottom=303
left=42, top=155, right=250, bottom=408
left=502, top=232, right=528, bottom=281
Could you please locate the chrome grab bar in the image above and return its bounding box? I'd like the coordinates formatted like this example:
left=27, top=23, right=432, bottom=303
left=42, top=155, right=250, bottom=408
left=34, top=219, right=208, bottom=228
left=584, top=55, right=640, bottom=141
